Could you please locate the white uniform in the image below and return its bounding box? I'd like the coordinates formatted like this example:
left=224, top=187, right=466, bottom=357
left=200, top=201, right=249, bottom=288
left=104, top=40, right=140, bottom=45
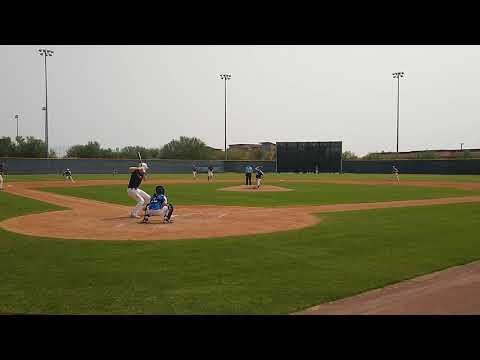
left=127, top=163, right=150, bottom=217
left=127, top=188, right=151, bottom=217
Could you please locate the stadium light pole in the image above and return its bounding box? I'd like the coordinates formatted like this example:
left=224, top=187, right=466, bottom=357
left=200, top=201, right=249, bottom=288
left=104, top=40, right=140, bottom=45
left=14, top=114, right=19, bottom=138
left=219, top=74, right=231, bottom=160
left=461, top=143, right=464, bottom=150
left=392, top=72, right=405, bottom=153
left=38, top=48, right=54, bottom=158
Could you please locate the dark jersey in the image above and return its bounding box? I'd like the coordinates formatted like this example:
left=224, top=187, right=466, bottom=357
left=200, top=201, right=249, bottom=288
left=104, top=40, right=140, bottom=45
left=208, top=166, right=214, bottom=171
left=128, top=170, right=145, bottom=189
left=0, top=164, right=4, bottom=175
left=63, top=170, right=72, bottom=176
left=255, top=168, right=264, bottom=178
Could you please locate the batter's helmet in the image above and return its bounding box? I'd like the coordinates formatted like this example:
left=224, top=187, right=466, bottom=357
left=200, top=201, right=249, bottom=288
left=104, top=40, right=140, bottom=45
left=155, top=185, right=165, bottom=195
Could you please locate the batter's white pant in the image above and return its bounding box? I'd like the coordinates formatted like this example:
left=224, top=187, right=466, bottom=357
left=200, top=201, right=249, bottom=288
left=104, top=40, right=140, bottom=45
left=0, top=174, right=3, bottom=190
left=256, top=177, right=262, bottom=187
left=127, top=188, right=151, bottom=216
left=65, top=175, right=75, bottom=182
left=208, top=170, right=213, bottom=179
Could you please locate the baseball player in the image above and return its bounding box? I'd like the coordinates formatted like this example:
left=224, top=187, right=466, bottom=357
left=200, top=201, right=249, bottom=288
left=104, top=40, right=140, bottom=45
left=255, top=166, right=264, bottom=189
left=141, top=185, right=174, bottom=224
left=192, top=163, right=198, bottom=179
left=127, top=162, right=150, bottom=218
left=0, top=162, right=4, bottom=191
left=207, top=164, right=214, bottom=182
left=392, top=165, right=400, bottom=183
left=63, top=168, right=75, bottom=182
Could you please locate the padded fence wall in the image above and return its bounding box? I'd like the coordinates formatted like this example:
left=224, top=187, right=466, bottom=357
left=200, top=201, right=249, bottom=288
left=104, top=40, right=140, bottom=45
left=276, top=141, right=342, bottom=173
left=0, top=158, right=276, bottom=174
left=342, top=159, right=480, bottom=175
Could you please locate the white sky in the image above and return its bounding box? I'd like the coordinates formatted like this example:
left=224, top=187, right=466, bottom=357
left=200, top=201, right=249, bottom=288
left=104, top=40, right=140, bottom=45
left=1, top=45, right=479, bottom=156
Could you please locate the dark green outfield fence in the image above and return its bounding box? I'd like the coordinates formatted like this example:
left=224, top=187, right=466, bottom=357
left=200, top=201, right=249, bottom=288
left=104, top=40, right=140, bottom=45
left=1, top=157, right=479, bottom=175
left=276, top=141, right=342, bottom=173
left=342, top=159, right=480, bottom=175
left=0, top=158, right=276, bottom=175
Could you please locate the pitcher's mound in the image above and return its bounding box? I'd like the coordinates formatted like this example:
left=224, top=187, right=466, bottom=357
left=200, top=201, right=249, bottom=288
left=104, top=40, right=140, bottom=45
left=218, top=185, right=293, bottom=192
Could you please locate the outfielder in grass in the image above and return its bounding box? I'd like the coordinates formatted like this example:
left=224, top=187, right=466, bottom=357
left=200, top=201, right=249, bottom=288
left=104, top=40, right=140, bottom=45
left=127, top=162, right=150, bottom=218
left=141, top=185, right=174, bottom=224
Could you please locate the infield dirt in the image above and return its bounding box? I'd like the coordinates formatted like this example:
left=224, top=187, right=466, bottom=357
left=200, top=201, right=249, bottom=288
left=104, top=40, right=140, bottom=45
left=2, top=179, right=480, bottom=241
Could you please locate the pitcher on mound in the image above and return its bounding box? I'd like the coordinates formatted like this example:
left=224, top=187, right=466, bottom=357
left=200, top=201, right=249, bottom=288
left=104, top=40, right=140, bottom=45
left=127, top=162, right=150, bottom=218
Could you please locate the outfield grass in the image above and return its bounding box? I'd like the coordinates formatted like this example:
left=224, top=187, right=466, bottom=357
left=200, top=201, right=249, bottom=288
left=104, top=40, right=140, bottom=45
left=1, top=190, right=480, bottom=314
left=42, top=181, right=480, bottom=207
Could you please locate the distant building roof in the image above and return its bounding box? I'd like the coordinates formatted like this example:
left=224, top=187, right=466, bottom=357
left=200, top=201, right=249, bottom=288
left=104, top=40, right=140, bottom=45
left=378, top=148, right=480, bottom=155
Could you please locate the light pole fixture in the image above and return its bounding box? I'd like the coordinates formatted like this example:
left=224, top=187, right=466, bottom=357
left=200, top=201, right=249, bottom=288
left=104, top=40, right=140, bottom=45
left=38, top=48, right=54, bottom=158
left=219, top=73, right=231, bottom=161
left=14, top=114, right=19, bottom=138
left=461, top=143, right=464, bottom=150
left=392, top=71, right=405, bottom=153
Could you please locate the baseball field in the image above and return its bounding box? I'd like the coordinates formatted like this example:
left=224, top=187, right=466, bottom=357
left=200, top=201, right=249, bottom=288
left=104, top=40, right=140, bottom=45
left=1, top=172, right=480, bottom=314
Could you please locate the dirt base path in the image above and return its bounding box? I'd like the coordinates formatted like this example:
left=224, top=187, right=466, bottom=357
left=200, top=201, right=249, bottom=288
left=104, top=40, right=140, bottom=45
left=218, top=185, right=293, bottom=192
left=2, top=178, right=480, bottom=314
left=294, top=260, right=480, bottom=315
left=2, top=179, right=480, bottom=241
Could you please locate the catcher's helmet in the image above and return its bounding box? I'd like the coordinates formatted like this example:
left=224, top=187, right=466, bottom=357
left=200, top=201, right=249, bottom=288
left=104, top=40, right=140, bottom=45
left=155, top=185, right=165, bottom=195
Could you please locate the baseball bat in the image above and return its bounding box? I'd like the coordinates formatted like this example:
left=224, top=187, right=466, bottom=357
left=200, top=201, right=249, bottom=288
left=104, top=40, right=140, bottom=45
left=137, top=152, right=142, bottom=164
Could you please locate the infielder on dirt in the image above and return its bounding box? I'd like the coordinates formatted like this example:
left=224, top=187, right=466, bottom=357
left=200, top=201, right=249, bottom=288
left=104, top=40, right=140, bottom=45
left=141, top=185, right=174, bottom=224
left=192, top=163, right=198, bottom=179
left=207, top=164, right=214, bottom=182
left=392, top=165, right=400, bottom=183
left=63, top=168, right=75, bottom=182
left=255, top=166, right=264, bottom=189
left=127, top=162, right=150, bottom=218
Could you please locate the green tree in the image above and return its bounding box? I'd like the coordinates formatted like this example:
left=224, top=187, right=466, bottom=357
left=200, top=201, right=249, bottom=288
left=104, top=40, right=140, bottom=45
left=160, top=136, right=212, bottom=160
left=227, top=148, right=250, bottom=160
left=456, top=150, right=471, bottom=159
left=362, top=152, right=385, bottom=160
left=66, top=141, right=103, bottom=158
left=0, top=137, right=15, bottom=156
left=14, top=136, right=48, bottom=158
left=342, top=151, right=358, bottom=160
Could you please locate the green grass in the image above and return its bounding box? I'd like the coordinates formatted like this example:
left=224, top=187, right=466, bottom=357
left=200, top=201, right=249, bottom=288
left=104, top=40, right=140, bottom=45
left=42, top=181, right=480, bottom=207
left=0, top=191, right=65, bottom=219
left=4, top=172, right=480, bottom=183
left=1, top=190, right=480, bottom=314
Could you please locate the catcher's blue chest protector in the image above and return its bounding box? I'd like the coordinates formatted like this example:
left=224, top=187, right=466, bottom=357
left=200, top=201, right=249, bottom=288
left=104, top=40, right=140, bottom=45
left=148, top=194, right=165, bottom=210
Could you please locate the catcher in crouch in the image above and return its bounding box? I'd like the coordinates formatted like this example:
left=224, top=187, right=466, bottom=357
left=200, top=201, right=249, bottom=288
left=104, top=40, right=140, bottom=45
left=141, top=185, right=174, bottom=224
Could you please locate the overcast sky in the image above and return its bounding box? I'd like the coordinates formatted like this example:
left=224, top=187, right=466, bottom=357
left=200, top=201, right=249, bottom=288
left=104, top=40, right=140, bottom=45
left=1, top=45, right=479, bottom=156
